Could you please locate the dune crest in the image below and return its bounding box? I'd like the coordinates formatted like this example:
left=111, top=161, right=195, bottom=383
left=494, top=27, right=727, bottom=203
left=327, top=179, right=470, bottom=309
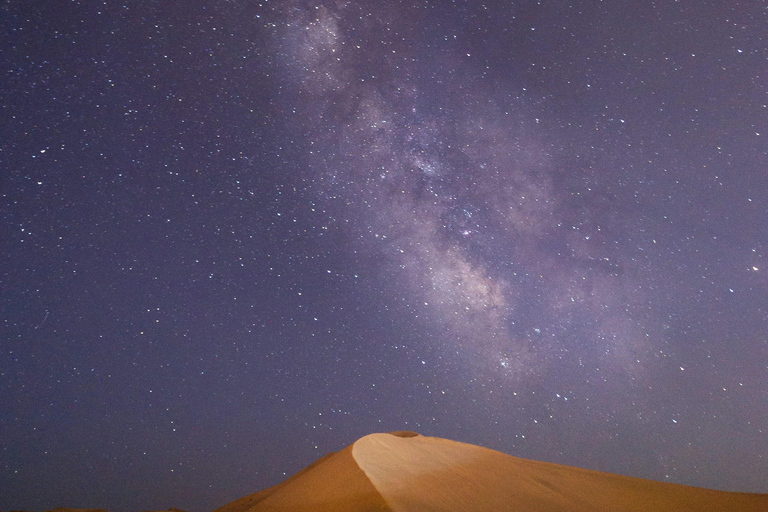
left=351, top=432, right=766, bottom=512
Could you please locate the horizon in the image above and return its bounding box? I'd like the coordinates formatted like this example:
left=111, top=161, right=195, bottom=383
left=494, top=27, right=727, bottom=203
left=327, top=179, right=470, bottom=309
left=5, top=432, right=767, bottom=512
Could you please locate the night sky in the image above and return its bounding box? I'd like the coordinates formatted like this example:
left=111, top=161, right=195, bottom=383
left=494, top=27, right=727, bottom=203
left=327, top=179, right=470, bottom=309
left=2, top=1, right=767, bottom=511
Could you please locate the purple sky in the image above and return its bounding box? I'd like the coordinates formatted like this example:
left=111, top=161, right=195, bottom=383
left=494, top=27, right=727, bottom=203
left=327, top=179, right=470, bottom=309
left=2, top=1, right=766, bottom=511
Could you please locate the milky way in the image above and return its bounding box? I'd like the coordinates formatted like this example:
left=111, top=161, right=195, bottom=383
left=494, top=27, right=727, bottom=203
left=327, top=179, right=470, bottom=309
left=270, top=1, right=665, bottom=390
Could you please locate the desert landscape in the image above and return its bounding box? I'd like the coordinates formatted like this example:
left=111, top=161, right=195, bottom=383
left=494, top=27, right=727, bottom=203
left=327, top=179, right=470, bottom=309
left=13, top=432, right=764, bottom=512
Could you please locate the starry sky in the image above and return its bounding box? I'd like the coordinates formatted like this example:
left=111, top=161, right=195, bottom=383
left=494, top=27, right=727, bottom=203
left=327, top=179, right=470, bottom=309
left=2, top=1, right=767, bottom=511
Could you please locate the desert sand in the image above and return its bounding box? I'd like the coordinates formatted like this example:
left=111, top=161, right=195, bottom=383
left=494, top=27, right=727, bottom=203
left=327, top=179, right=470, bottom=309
left=215, top=431, right=768, bottom=512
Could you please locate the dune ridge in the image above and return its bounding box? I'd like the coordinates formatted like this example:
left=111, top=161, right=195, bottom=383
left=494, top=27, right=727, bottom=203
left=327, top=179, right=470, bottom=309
left=350, top=432, right=767, bottom=512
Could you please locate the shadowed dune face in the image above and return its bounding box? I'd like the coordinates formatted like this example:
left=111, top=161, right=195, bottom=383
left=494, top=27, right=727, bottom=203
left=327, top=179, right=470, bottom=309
left=216, top=432, right=768, bottom=512
left=386, top=431, right=420, bottom=438
left=212, top=444, right=389, bottom=512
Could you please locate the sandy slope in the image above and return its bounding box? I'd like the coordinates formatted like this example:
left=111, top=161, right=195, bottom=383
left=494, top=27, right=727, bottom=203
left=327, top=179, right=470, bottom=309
left=217, top=431, right=767, bottom=512
left=213, top=443, right=388, bottom=512
left=352, top=432, right=768, bottom=512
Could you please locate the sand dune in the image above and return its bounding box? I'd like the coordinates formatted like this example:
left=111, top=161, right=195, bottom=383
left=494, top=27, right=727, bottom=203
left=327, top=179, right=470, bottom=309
left=216, top=431, right=768, bottom=512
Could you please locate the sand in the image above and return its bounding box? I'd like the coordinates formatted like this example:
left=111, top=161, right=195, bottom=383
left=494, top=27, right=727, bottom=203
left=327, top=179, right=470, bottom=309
left=212, top=444, right=388, bottom=512
left=217, top=431, right=768, bottom=512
